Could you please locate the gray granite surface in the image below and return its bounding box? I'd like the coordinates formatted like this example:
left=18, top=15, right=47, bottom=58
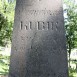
left=9, top=0, right=68, bottom=77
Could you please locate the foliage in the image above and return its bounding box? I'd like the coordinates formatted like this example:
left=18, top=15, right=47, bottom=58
left=0, top=0, right=15, bottom=46
left=64, top=0, right=77, bottom=67
left=0, top=0, right=16, bottom=75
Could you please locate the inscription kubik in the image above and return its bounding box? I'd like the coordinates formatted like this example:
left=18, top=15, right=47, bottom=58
left=9, top=0, right=68, bottom=77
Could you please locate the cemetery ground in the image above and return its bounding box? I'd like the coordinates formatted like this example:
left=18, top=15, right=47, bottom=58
left=0, top=46, right=77, bottom=77
left=0, top=0, right=77, bottom=77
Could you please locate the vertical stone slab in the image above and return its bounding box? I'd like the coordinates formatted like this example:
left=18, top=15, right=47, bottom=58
left=9, top=0, right=68, bottom=77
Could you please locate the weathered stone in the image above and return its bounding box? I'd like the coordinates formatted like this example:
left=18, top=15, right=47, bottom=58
left=9, top=0, right=68, bottom=77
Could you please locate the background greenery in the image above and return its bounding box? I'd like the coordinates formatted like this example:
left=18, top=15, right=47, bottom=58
left=0, top=0, right=77, bottom=77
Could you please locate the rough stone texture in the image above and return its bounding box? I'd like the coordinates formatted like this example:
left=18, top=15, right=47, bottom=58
left=9, top=0, right=68, bottom=77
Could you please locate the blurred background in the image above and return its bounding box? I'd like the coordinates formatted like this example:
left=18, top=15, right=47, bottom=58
left=0, top=0, right=77, bottom=77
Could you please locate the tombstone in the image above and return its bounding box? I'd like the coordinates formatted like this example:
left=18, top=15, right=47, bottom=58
left=9, top=0, right=68, bottom=77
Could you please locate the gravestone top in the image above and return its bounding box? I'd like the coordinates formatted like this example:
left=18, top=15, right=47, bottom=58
left=9, top=0, right=68, bottom=77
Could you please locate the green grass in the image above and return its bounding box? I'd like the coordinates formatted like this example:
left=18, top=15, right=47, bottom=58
left=0, top=51, right=10, bottom=75
left=69, top=68, right=77, bottom=77
left=69, top=60, right=77, bottom=77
